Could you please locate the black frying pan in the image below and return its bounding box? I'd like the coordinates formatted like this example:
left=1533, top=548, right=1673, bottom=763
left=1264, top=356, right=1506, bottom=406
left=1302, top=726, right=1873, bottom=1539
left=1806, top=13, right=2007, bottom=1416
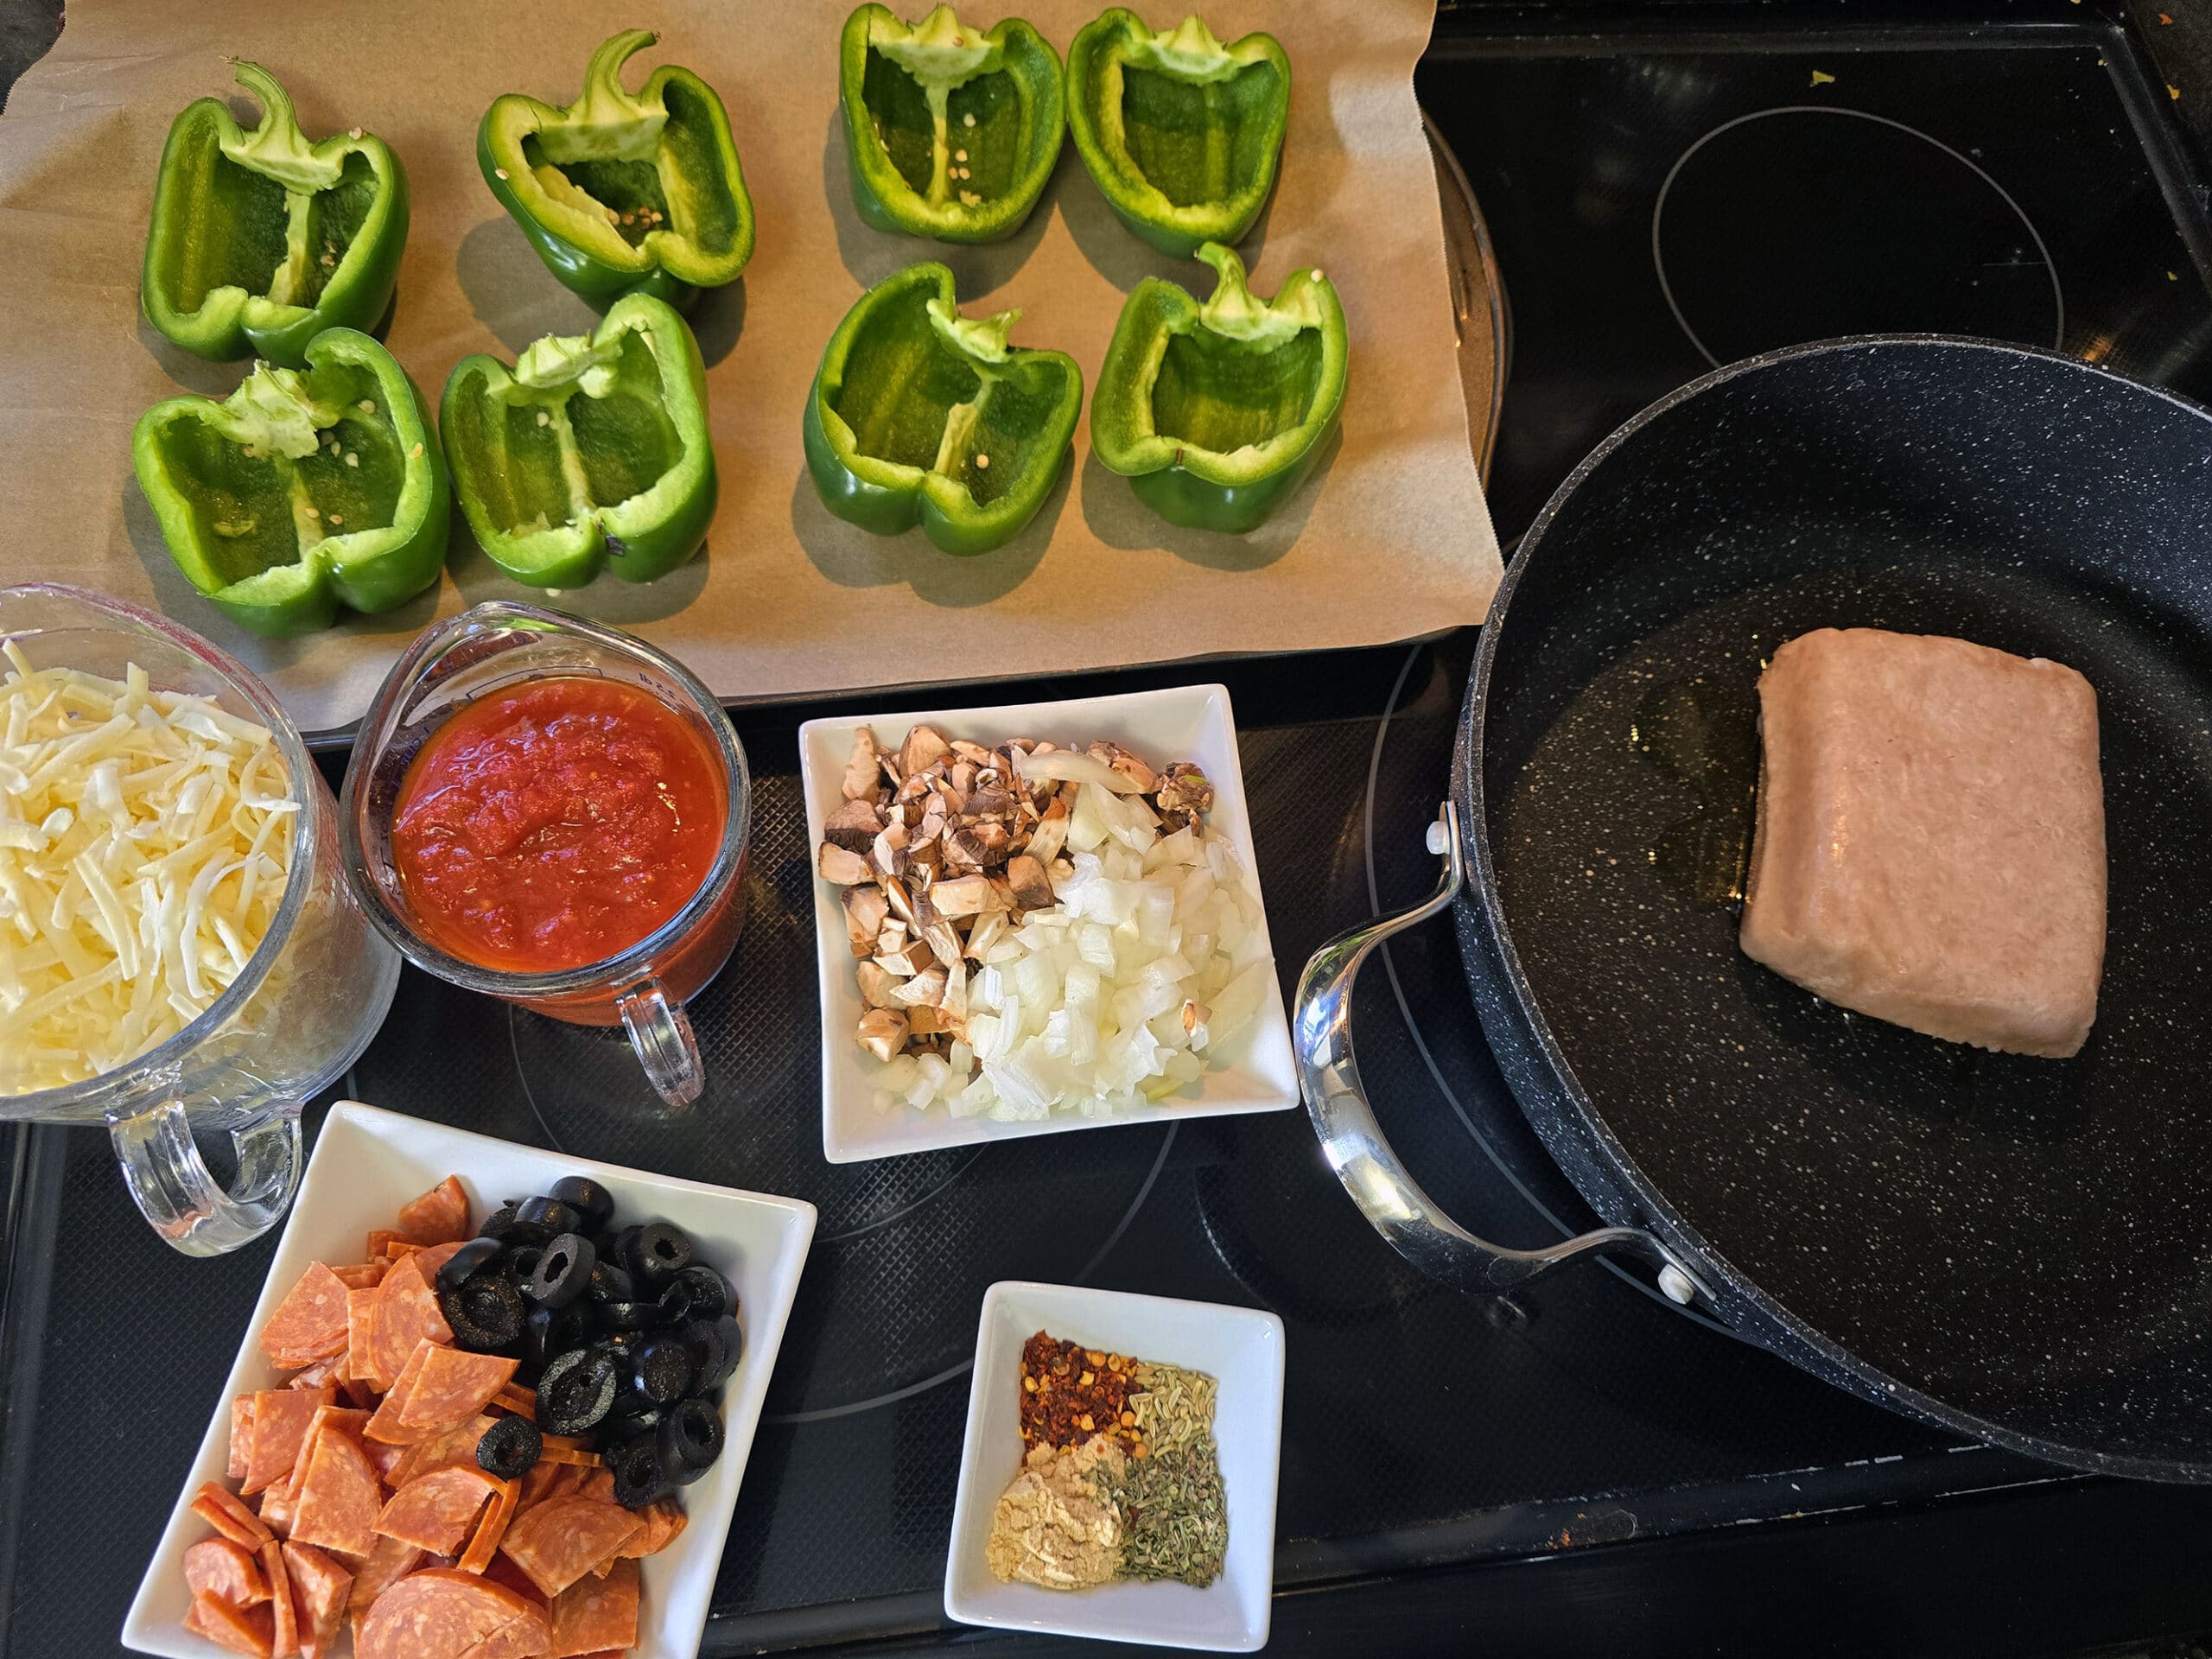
left=1299, top=335, right=2212, bottom=1479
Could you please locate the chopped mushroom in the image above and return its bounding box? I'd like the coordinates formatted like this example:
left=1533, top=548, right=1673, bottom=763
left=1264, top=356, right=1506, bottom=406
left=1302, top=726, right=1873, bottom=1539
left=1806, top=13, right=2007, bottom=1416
left=1006, top=854, right=1054, bottom=911
left=818, top=842, right=872, bottom=885
left=842, top=727, right=883, bottom=800
left=824, top=797, right=885, bottom=853
left=842, top=884, right=892, bottom=955
left=899, top=724, right=952, bottom=779
left=856, top=1007, right=909, bottom=1062
left=931, top=874, right=1002, bottom=917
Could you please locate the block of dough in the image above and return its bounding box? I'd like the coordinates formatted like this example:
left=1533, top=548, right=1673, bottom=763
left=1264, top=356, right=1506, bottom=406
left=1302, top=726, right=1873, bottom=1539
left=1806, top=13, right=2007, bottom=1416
left=1738, top=627, right=2106, bottom=1058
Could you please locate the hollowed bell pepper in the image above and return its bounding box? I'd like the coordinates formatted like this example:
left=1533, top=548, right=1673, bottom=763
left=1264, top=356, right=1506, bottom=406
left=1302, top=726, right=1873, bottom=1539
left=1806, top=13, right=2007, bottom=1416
left=441, top=292, right=715, bottom=589
left=839, top=4, right=1065, bottom=245
left=804, top=263, right=1083, bottom=555
left=480, top=29, right=755, bottom=310
left=1091, top=241, right=1346, bottom=533
left=1065, top=10, right=1289, bottom=257
left=131, top=329, right=449, bottom=637
left=142, top=62, right=408, bottom=368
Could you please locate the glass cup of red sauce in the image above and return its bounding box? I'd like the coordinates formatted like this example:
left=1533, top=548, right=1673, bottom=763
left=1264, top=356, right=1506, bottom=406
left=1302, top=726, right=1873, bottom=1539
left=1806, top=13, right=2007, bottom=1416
left=340, top=602, right=748, bottom=1108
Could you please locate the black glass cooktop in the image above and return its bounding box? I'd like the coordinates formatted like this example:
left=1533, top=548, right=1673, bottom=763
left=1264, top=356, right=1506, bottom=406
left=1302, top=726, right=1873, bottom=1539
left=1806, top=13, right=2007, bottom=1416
left=11, top=6, right=2212, bottom=1656
left=1422, top=5, right=2212, bottom=537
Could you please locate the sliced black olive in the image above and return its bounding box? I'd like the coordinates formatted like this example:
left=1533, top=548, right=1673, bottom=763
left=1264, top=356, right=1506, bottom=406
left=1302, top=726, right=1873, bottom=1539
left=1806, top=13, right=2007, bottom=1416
left=654, top=1397, right=724, bottom=1484
left=632, top=1334, right=696, bottom=1406
left=477, top=1204, right=521, bottom=1243
left=594, top=1330, right=645, bottom=1361
left=596, top=1300, right=660, bottom=1332
left=477, top=1414, right=542, bottom=1480
left=687, top=1313, right=743, bottom=1393
left=660, top=1262, right=735, bottom=1322
left=523, top=1302, right=591, bottom=1372
left=524, top=1231, right=596, bottom=1310
left=607, top=1224, right=644, bottom=1274
left=547, top=1176, right=617, bottom=1229
left=435, top=1237, right=504, bottom=1292
left=537, top=1345, right=620, bottom=1436
left=607, top=1434, right=671, bottom=1510
left=588, top=1262, right=636, bottom=1306
left=441, top=1269, right=525, bottom=1351
left=626, top=1221, right=693, bottom=1291
left=505, top=1245, right=543, bottom=1285
left=517, top=1196, right=586, bottom=1238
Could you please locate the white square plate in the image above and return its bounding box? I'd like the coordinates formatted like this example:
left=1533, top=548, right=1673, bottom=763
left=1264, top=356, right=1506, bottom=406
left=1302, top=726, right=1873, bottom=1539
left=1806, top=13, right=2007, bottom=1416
left=122, top=1100, right=817, bottom=1659
left=945, top=1281, right=1285, bottom=1651
left=800, top=683, right=1298, bottom=1163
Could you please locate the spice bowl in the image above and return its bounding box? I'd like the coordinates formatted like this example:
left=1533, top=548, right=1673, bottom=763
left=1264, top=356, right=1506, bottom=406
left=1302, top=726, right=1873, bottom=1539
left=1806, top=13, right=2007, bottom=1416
left=944, top=1281, right=1285, bottom=1652
left=800, top=683, right=1299, bottom=1163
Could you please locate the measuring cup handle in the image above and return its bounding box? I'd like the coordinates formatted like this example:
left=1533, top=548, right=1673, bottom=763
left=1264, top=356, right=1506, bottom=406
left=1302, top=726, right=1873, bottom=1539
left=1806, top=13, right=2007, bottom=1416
left=109, top=1097, right=303, bottom=1257
left=617, top=976, right=705, bottom=1108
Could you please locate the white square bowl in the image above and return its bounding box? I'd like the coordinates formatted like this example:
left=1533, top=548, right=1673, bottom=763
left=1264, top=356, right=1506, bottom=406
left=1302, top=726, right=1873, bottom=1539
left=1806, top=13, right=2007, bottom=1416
left=945, top=1281, right=1286, bottom=1651
left=122, top=1099, right=817, bottom=1659
left=800, top=683, right=1298, bottom=1163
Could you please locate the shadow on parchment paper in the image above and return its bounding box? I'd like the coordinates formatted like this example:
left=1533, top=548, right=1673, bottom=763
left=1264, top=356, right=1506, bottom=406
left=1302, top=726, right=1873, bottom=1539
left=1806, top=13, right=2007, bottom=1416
left=684, top=278, right=747, bottom=368
left=786, top=457, right=1060, bottom=607
left=137, top=319, right=245, bottom=398
left=821, top=107, right=1057, bottom=298
left=1073, top=424, right=1338, bottom=571
left=1058, top=160, right=1277, bottom=296
left=455, top=216, right=598, bottom=355
left=118, top=479, right=443, bottom=667
left=447, top=528, right=713, bottom=623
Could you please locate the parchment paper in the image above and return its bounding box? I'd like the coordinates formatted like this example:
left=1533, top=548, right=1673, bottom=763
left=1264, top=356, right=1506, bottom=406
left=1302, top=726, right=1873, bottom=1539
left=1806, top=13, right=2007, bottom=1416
left=0, top=0, right=1497, bottom=734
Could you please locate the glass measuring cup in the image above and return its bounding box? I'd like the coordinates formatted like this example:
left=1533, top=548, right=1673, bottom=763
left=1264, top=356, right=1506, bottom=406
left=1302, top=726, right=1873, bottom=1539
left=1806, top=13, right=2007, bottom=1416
left=340, top=602, right=750, bottom=1109
left=0, top=584, right=399, bottom=1255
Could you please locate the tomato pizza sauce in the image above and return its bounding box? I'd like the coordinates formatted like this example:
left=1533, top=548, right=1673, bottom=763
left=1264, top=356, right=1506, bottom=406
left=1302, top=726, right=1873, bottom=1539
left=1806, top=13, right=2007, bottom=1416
left=390, top=677, right=728, bottom=975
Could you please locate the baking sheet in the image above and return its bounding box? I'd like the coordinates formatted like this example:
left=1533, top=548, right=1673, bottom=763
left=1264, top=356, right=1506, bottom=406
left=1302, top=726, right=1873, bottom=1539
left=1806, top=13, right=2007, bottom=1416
left=0, top=0, right=1498, bottom=734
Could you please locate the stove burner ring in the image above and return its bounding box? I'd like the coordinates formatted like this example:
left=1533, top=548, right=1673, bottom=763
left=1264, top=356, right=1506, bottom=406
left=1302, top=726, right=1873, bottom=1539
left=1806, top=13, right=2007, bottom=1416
left=1652, top=105, right=2064, bottom=369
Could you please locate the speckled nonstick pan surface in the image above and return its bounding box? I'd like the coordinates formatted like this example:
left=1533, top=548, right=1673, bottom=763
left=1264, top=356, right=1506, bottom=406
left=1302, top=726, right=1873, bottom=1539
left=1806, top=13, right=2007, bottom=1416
left=1452, top=335, right=2212, bottom=1479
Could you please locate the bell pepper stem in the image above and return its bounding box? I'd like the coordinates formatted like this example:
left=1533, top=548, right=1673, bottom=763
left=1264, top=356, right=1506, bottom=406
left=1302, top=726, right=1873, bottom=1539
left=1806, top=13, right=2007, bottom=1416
left=225, top=60, right=342, bottom=192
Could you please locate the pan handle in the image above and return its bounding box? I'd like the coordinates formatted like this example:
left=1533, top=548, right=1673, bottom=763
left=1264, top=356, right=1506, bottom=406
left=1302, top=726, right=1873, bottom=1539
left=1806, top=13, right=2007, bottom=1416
left=1294, top=800, right=1711, bottom=1307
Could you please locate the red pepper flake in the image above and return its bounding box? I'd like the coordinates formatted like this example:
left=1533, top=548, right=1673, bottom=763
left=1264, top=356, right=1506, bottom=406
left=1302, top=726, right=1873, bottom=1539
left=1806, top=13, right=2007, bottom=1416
left=1018, top=1332, right=1141, bottom=1452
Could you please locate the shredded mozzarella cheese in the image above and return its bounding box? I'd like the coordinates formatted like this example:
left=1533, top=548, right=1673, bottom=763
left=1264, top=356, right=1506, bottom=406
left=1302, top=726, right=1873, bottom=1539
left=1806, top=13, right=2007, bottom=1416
left=0, top=643, right=298, bottom=1094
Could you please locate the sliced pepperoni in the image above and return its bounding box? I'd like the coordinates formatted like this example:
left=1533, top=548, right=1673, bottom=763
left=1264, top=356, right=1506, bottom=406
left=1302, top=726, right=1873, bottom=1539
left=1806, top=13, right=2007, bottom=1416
left=572, top=1470, right=615, bottom=1508
left=280, top=1540, right=353, bottom=1659
left=194, top=1481, right=275, bottom=1548
left=283, top=1405, right=373, bottom=1510
left=363, top=1437, right=410, bottom=1488
left=228, top=1396, right=256, bottom=1484
left=243, top=1389, right=334, bottom=1496
left=547, top=1555, right=638, bottom=1659
left=514, top=1461, right=563, bottom=1513
left=366, top=1230, right=416, bottom=1259
left=458, top=1478, right=521, bottom=1575
left=347, top=1532, right=423, bottom=1613
left=330, top=1262, right=387, bottom=1289
left=186, top=1590, right=276, bottom=1658
left=462, top=1610, right=557, bottom=1659
left=260, top=1263, right=352, bottom=1367
left=480, top=1552, right=548, bottom=1609
left=257, top=1482, right=296, bottom=1540
left=289, top=1422, right=380, bottom=1558
left=259, top=1540, right=298, bottom=1659
left=286, top=1356, right=342, bottom=1391
left=353, top=1568, right=546, bottom=1659
left=495, top=1497, right=644, bottom=1599
left=390, top=1414, right=497, bottom=1490
left=344, top=1285, right=378, bottom=1383
left=397, top=1175, right=472, bottom=1245
left=621, top=1496, right=687, bottom=1558
left=364, top=1338, right=439, bottom=1444
left=185, top=1535, right=270, bottom=1607
left=366, top=1255, right=452, bottom=1393
left=398, top=1348, right=520, bottom=1432
left=375, top=1465, right=499, bottom=1554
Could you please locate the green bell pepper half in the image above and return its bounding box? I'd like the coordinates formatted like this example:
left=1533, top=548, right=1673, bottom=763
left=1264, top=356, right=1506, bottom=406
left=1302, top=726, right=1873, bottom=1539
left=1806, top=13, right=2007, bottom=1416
left=839, top=4, right=1065, bottom=245
left=1091, top=241, right=1346, bottom=533
left=440, top=292, right=716, bottom=589
left=131, top=329, right=449, bottom=638
left=141, top=62, right=408, bottom=368
left=804, top=263, right=1083, bottom=556
left=479, top=29, right=756, bottom=311
left=1065, top=10, right=1289, bottom=257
